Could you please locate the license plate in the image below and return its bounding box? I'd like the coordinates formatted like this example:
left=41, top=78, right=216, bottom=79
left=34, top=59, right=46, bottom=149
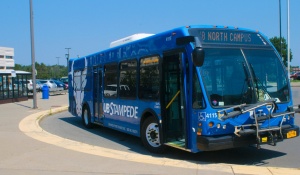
left=287, top=130, right=297, bottom=138
left=261, top=137, right=268, bottom=143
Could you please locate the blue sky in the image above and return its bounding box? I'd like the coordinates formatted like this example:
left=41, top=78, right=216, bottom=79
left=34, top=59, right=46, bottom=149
left=1, top=0, right=299, bottom=67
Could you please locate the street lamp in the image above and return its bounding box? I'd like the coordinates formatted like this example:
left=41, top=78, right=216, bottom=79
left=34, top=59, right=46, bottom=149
left=279, top=0, right=282, bottom=58
left=56, top=57, right=60, bottom=79
left=65, top=48, right=71, bottom=72
left=30, top=0, right=37, bottom=109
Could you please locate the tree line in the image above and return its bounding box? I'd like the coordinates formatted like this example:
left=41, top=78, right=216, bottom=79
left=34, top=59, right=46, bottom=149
left=15, top=63, right=67, bottom=80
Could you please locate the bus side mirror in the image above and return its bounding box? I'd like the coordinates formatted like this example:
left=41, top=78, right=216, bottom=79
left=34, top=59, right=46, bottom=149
left=192, top=47, right=205, bottom=67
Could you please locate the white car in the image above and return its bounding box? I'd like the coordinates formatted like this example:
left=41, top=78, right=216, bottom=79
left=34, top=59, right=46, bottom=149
left=104, top=84, right=129, bottom=97
left=26, top=79, right=42, bottom=92
left=39, top=80, right=57, bottom=89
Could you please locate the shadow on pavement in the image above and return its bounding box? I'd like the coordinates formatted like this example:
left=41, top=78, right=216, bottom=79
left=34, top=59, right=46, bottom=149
left=42, top=112, right=286, bottom=167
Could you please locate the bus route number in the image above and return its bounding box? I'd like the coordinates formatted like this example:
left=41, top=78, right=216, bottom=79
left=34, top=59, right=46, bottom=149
left=198, top=112, right=218, bottom=121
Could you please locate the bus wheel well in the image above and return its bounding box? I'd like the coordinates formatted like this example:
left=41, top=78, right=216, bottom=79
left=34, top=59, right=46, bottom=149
left=140, top=112, right=165, bottom=153
left=82, top=103, right=93, bottom=129
left=140, top=111, right=159, bottom=132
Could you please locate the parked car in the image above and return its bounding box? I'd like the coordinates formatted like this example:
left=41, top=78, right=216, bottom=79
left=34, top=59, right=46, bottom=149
left=53, top=80, right=67, bottom=90
left=26, top=79, right=42, bottom=92
left=290, top=72, right=300, bottom=80
left=36, top=80, right=43, bottom=92
left=104, top=84, right=129, bottom=97
left=60, top=77, right=68, bottom=84
left=39, top=80, right=57, bottom=89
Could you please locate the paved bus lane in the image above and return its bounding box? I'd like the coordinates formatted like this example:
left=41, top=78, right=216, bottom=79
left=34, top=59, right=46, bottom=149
left=38, top=86, right=300, bottom=170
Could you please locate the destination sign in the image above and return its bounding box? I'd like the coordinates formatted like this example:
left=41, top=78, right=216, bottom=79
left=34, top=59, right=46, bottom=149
left=189, top=28, right=269, bottom=46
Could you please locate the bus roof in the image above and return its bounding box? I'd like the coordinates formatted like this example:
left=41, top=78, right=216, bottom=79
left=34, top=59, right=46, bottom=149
left=109, top=33, right=154, bottom=48
left=70, top=25, right=270, bottom=64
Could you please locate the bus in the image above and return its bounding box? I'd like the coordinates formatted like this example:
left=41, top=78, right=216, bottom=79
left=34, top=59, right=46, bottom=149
left=68, top=25, right=299, bottom=153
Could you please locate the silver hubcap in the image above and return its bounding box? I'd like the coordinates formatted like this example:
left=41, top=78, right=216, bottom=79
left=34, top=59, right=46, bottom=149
left=146, top=122, right=161, bottom=147
left=83, top=110, right=89, bottom=125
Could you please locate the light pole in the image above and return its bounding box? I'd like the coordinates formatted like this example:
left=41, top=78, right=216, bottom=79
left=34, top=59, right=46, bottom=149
left=65, top=48, right=71, bottom=73
left=279, top=0, right=282, bottom=58
left=287, top=0, right=290, bottom=79
left=56, top=57, right=60, bottom=79
left=57, top=56, right=60, bottom=66
left=29, top=0, right=37, bottom=109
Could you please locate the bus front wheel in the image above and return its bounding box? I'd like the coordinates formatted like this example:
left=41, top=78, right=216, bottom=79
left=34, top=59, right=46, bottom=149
left=82, top=106, right=93, bottom=129
left=141, top=117, right=165, bottom=153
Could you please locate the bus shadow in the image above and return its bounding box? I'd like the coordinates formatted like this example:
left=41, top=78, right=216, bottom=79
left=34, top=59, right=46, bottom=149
left=58, top=115, right=286, bottom=167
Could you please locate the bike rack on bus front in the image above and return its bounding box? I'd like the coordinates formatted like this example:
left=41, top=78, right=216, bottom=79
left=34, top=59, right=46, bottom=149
left=217, top=100, right=299, bottom=147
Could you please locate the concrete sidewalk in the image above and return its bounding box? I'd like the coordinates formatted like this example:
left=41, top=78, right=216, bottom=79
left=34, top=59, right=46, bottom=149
left=0, top=93, right=300, bottom=175
left=291, top=82, right=300, bottom=87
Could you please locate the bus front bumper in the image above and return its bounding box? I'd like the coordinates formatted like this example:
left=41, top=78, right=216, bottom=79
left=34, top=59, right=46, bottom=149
left=197, top=125, right=299, bottom=151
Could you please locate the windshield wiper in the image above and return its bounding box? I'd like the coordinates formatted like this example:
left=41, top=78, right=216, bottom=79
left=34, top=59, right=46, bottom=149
left=249, top=64, right=271, bottom=101
left=240, top=63, right=253, bottom=104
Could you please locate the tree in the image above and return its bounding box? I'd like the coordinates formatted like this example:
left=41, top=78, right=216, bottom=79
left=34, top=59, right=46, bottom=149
left=14, top=62, right=68, bottom=79
left=269, top=36, right=293, bottom=67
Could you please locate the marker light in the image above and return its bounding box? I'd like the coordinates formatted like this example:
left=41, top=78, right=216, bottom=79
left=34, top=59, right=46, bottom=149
left=208, top=122, right=214, bottom=128
left=223, top=125, right=227, bottom=129
left=217, top=123, right=221, bottom=129
left=197, top=128, right=202, bottom=135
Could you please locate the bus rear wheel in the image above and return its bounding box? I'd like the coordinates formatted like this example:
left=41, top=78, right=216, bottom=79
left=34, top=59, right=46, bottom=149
left=82, top=106, right=93, bottom=128
left=141, top=117, right=165, bottom=153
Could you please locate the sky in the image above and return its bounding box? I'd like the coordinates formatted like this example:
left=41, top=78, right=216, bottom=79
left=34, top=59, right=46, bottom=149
left=1, top=0, right=299, bottom=67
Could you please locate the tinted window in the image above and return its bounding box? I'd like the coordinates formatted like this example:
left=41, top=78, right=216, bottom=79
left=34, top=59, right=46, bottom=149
left=104, top=63, right=118, bottom=98
left=119, top=59, right=137, bottom=98
left=139, top=56, right=159, bottom=100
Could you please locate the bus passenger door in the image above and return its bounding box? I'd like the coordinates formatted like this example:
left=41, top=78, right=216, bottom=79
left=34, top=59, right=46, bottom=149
left=161, top=52, right=187, bottom=149
left=93, top=67, right=103, bottom=123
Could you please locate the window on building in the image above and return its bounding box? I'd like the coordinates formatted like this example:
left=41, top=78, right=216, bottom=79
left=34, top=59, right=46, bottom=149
left=5, top=56, right=13, bottom=59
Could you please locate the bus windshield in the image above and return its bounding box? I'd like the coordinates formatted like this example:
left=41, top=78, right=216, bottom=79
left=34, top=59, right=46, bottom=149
left=199, top=48, right=289, bottom=107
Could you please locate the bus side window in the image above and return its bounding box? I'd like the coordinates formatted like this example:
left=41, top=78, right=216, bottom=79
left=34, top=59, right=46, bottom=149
left=139, top=56, right=160, bottom=100
left=119, top=59, right=137, bottom=98
left=104, top=63, right=118, bottom=98
left=193, top=68, right=205, bottom=109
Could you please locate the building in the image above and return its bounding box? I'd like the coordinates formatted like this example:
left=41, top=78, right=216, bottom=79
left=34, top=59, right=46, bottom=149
left=0, top=47, right=15, bottom=70
left=0, top=47, right=31, bottom=104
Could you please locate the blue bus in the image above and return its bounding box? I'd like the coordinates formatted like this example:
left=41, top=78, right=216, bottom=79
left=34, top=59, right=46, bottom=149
left=68, top=25, right=299, bottom=153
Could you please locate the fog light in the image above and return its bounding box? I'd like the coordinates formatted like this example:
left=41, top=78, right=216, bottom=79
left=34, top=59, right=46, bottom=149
left=223, top=125, right=227, bottom=129
left=217, top=123, right=221, bottom=128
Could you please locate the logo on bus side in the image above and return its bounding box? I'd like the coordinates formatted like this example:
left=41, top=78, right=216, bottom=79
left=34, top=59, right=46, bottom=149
left=103, top=102, right=138, bottom=119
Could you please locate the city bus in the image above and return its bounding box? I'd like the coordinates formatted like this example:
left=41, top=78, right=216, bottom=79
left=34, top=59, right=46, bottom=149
left=68, top=25, right=299, bottom=153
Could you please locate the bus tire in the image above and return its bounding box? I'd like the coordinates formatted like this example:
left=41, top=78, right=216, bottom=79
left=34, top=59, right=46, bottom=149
left=82, top=106, right=93, bottom=129
left=141, top=117, right=165, bottom=153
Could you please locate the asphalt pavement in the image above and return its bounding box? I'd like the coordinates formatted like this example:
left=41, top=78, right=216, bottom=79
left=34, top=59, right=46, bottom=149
left=0, top=92, right=300, bottom=175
